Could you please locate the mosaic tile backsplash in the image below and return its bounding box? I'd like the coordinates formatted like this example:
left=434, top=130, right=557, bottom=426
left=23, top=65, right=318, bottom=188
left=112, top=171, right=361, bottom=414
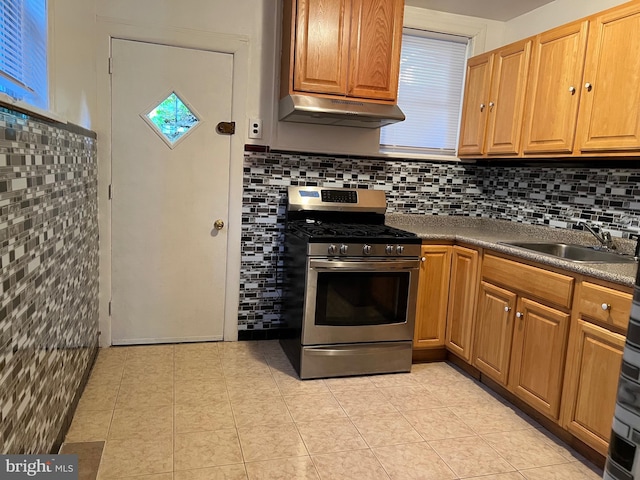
left=240, top=151, right=640, bottom=331
left=0, top=109, right=99, bottom=453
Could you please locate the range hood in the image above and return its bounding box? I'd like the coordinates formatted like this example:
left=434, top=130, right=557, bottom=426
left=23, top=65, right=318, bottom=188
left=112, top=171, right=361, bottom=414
left=279, top=94, right=405, bottom=129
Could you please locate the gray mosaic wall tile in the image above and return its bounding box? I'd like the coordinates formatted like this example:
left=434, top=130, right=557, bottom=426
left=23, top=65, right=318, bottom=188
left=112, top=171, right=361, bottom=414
left=0, top=109, right=99, bottom=454
left=477, top=167, right=640, bottom=238
left=239, top=151, right=483, bottom=330
left=240, top=151, right=640, bottom=331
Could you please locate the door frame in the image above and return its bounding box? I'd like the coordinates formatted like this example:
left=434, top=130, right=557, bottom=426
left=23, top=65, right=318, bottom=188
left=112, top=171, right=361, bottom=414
left=96, top=21, right=250, bottom=346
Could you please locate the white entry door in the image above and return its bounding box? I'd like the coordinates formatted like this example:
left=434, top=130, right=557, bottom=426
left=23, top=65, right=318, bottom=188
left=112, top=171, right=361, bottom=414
left=111, top=38, right=232, bottom=344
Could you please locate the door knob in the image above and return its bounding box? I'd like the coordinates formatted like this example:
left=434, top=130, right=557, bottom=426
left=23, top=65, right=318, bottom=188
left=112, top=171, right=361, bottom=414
left=213, top=219, right=225, bottom=230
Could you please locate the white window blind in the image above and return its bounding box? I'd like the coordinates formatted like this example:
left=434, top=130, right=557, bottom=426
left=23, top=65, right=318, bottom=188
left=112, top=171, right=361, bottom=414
left=381, top=29, right=468, bottom=156
left=0, top=0, right=48, bottom=109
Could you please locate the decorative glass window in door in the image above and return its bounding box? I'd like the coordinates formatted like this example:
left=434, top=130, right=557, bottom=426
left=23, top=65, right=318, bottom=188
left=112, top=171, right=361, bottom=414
left=142, top=91, right=201, bottom=149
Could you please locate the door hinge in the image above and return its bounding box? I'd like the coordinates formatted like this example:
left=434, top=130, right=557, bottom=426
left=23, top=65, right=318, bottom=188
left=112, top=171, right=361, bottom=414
left=108, top=184, right=112, bottom=200
left=108, top=300, right=112, bottom=316
left=216, top=121, right=236, bottom=135
left=108, top=57, right=113, bottom=74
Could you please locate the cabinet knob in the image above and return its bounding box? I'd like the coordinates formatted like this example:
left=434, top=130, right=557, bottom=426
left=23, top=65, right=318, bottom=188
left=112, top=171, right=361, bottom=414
left=516, top=312, right=524, bottom=318
left=421, top=257, right=426, bottom=262
left=569, top=86, right=576, bottom=94
left=585, top=82, right=593, bottom=91
left=601, top=303, right=611, bottom=311
left=489, top=101, right=495, bottom=111
left=480, top=103, right=485, bottom=112
left=504, top=306, right=511, bottom=312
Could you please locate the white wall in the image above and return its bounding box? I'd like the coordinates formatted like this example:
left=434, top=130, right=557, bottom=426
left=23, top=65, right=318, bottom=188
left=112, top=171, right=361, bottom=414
left=49, top=0, right=96, bottom=129
left=504, top=0, right=629, bottom=43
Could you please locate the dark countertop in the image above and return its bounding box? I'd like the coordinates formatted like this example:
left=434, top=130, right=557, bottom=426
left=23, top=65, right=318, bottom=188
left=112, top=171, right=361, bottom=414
left=385, top=214, right=638, bottom=288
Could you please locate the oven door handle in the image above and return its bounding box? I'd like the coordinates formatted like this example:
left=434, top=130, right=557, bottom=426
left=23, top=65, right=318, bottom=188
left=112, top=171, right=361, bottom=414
left=309, top=259, right=419, bottom=271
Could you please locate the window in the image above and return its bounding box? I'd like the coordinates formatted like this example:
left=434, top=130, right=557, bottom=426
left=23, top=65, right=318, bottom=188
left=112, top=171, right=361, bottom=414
left=380, top=29, right=469, bottom=157
left=0, top=0, right=48, bottom=109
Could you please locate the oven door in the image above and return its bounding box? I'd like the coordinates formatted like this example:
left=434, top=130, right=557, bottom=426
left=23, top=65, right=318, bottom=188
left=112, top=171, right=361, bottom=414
left=302, top=258, right=420, bottom=345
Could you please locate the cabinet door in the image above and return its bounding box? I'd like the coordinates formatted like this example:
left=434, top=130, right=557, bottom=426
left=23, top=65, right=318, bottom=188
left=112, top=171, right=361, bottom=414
left=522, top=21, right=589, bottom=154
left=458, top=53, right=493, bottom=156
left=561, top=319, right=625, bottom=455
left=577, top=3, right=640, bottom=152
left=347, top=0, right=404, bottom=101
left=414, top=245, right=452, bottom=348
left=473, top=281, right=517, bottom=385
left=509, top=298, right=570, bottom=420
left=293, top=0, right=351, bottom=95
left=445, top=246, right=480, bottom=361
left=485, top=40, right=532, bottom=155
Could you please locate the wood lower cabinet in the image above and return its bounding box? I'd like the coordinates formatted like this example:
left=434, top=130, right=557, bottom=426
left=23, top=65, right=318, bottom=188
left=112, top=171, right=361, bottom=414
left=414, top=245, right=451, bottom=348
left=561, top=319, right=625, bottom=455
left=509, top=298, right=570, bottom=420
left=560, top=280, right=631, bottom=456
left=473, top=281, right=516, bottom=384
left=445, top=246, right=480, bottom=361
left=473, top=254, right=573, bottom=420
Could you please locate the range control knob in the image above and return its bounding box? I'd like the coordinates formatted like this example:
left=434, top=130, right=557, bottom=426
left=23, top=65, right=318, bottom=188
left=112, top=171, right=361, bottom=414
left=339, top=244, right=349, bottom=255
left=328, top=244, right=337, bottom=255
left=363, top=244, right=372, bottom=255
left=385, top=245, right=394, bottom=255
left=396, top=245, right=405, bottom=255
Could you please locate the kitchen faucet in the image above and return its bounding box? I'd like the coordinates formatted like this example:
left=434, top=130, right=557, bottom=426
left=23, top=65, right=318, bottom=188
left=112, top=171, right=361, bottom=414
left=578, top=222, right=615, bottom=250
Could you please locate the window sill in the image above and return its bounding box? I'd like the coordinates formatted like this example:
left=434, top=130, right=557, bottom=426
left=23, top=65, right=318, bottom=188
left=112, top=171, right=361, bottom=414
left=378, top=149, right=473, bottom=164
left=0, top=93, right=67, bottom=124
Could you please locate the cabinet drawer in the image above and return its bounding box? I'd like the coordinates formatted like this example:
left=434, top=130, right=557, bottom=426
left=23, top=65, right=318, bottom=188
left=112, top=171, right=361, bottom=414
left=483, top=254, right=574, bottom=308
left=577, top=282, right=632, bottom=330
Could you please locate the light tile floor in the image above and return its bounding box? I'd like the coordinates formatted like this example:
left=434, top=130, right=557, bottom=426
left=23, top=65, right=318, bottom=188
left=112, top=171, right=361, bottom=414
left=63, top=341, right=605, bottom=480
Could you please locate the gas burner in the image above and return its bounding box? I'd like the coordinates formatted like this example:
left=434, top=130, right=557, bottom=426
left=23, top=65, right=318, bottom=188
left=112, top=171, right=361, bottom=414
left=288, top=220, right=419, bottom=242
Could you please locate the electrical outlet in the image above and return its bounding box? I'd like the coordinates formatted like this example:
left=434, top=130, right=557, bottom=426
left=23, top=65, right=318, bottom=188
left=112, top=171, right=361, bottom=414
left=248, top=118, right=262, bottom=139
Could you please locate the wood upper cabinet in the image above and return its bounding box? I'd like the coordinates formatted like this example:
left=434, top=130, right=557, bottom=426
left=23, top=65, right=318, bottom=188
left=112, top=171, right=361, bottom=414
left=292, top=0, right=351, bottom=96
left=576, top=2, right=640, bottom=152
left=561, top=319, right=625, bottom=455
left=458, top=40, right=531, bottom=156
left=347, top=0, right=404, bottom=100
left=458, top=54, right=493, bottom=156
left=509, top=298, right=570, bottom=420
left=473, top=281, right=517, bottom=384
left=484, top=40, right=532, bottom=155
left=284, top=0, right=404, bottom=102
left=522, top=21, right=589, bottom=154
left=414, top=245, right=452, bottom=349
left=445, top=246, right=480, bottom=361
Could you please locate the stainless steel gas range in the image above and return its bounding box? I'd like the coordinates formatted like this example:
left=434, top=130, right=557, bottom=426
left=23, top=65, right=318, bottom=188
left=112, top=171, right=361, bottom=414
left=280, top=186, right=421, bottom=379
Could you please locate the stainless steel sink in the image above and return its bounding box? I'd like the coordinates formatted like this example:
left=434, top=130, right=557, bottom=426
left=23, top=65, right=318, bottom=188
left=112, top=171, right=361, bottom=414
left=501, top=242, right=637, bottom=264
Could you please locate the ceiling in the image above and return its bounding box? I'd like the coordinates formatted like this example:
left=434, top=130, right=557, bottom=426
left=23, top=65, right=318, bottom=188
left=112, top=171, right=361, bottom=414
left=405, top=0, right=556, bottom=21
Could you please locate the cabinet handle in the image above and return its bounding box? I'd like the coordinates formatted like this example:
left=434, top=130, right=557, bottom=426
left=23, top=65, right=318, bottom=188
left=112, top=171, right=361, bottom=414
left=489, top=101, right=495, bottom=111
left=480, top=103, right=485, bottom=112
left=569, top=86, right=576, bottom=94
left=601, top=303, right=611, bottom=311
left=504, top=306, right=511, bottom=312
left=585, top=82, right=593, bottom=92
left=421, top=257, right=426, bottom=262
left=516, top=312, right=524, bottom=318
